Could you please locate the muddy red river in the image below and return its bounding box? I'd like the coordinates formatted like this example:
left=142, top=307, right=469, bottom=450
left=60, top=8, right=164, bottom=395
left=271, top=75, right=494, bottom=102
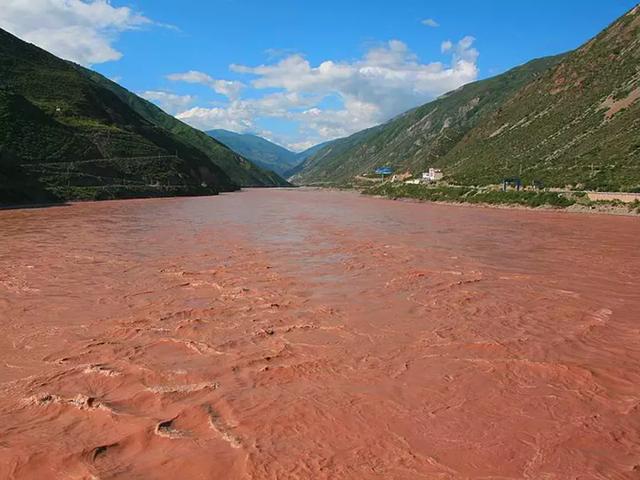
left=1, top=189, right=639, bottom=479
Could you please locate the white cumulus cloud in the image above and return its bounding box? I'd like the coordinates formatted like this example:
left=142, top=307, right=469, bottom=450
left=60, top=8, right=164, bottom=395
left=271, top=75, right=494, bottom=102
left=176, top=105, right=255, bottom=133
left=174, top=37, right=480, bottom=146
left=0, top=0, right=161, bottom=65
left=166, top=71, right=245, bottom=100
left=139, top=91, right=195, bottom=115
left=421, top=18, right=439, bottom=27
left=174, top=91, right=319, bottom=133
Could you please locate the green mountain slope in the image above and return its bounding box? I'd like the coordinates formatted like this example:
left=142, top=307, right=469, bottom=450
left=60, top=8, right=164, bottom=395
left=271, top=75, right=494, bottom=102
left=293, top=6, right=640, bottom=191
left=0, top=27, right=233, bottom=203
left=292, top=55, right=564, bottom=185
left=0, top=27, right=286, bottom=205
left=207, top=129, right=299, bottom=176
left=441, top=5, right=640, bottom=191
left=83, top=74, right=289, bottom=188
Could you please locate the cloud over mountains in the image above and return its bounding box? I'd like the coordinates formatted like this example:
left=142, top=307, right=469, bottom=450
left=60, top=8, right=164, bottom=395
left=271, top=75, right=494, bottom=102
left=171, top=38, right=479, bottom=149
left=0, top=0, right=162, bottom=65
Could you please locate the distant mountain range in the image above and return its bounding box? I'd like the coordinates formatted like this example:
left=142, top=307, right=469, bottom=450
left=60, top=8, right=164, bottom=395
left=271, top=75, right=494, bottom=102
left=292, top=5, right=640, bottom=191
left=0, top=28, right=288, bottom=206
left=207, top=129, right=296, bottom=176
left=207, top=129, right=323, bottom=176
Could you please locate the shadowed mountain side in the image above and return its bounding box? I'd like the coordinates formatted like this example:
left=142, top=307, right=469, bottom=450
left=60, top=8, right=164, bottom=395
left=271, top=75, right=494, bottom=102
left=0, top=27, right=288, bottom=205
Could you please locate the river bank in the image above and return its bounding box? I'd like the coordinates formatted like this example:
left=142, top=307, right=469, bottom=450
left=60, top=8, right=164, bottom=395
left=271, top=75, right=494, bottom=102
left=361, top=183, right=640, bottom=217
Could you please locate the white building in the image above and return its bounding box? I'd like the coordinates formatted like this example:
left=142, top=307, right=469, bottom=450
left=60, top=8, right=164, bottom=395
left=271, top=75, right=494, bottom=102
left=422, top=168, right=444, bottom=182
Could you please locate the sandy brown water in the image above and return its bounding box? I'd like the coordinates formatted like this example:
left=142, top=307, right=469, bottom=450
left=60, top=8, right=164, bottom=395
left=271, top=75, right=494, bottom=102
left=0, top=188, right=639, bottom=479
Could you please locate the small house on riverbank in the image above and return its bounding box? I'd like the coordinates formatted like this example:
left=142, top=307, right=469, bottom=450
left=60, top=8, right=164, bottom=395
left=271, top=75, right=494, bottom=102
left=422, top=168, right=443, bottom=182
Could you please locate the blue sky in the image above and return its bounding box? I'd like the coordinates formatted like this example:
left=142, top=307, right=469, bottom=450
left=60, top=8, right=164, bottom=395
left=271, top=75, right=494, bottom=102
left=1, top=0, right=637, bottom=150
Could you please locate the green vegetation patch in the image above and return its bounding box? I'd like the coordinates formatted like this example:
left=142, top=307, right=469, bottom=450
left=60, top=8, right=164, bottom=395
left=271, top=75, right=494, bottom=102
left=48, top=185, right=217, bottom=202
left=363, top=183, right=576, bottom=208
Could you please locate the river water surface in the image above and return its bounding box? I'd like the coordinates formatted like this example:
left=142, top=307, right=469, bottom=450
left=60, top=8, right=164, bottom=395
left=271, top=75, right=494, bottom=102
left=1, top=188, right=639, bottom=479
